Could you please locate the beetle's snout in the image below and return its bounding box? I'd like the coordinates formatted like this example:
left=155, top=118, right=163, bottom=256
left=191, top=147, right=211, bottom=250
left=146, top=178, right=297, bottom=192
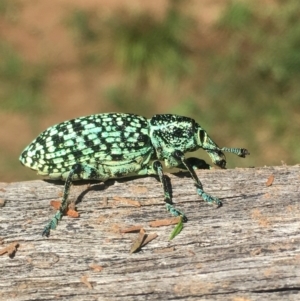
left=215, top=159, right=226, bottom=169
left=206, top=149, right=226, bottom=169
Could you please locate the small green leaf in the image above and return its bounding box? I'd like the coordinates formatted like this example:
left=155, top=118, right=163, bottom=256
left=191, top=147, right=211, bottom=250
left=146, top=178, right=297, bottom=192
left=169, top=216, right=183, bottom=240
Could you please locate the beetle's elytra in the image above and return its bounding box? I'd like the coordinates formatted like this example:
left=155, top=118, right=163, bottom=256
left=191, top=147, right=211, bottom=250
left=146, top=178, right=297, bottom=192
left=20, top=113, right=249, bottom=237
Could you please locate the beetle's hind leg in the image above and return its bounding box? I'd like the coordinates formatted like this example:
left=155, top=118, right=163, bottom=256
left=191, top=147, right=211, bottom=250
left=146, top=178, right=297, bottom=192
left=42, top=163, right=101, bottom=237
left=173, top=150, right=222, bottom=207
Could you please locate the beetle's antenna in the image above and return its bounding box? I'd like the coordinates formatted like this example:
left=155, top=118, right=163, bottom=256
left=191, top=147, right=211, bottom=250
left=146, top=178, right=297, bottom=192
left=221, top=147, right=250, bottom=158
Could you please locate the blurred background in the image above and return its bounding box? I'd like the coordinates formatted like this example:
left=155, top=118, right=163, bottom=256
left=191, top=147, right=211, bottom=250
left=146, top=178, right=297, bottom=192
left=0, top=0, right=299, bottom=182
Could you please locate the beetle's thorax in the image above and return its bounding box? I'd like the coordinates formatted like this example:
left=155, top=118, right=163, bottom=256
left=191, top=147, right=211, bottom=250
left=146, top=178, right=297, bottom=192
left=148, top=114, right=199, bottom=163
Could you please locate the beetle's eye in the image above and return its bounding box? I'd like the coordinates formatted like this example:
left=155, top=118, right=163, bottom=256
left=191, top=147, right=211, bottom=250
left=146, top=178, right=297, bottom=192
left=198, top=129, right=205, bottom=144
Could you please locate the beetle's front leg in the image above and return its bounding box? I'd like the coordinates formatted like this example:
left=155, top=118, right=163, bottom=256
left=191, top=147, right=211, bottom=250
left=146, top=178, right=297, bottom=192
left=173, top=150, right=222, bottom=207
left=140, top=161, right=187, bottom=221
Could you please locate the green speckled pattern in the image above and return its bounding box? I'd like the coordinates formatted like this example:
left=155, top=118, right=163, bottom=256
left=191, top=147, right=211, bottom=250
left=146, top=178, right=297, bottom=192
left=19, top=113, right=249, bottom=237
left=20, top=113, right=153, bottom=180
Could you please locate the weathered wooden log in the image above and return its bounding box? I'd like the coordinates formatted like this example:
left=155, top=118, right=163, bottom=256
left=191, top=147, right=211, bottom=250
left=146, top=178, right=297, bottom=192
left=0, top=165, right=299, bottom=300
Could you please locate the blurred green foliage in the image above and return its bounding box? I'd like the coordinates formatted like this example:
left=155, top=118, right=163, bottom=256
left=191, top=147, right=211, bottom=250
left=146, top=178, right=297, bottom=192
left=66, top=0, right=300, bottom=167
left=105, top=8, right=192, bottom=82
left=67, top=0, right=192, bottom=84
left=67, top=9, right=102, bottom=66
left=1, top=0, right=300, bottom=181
left=0, top=42, right=47, bottom=115
left=0, top=0, right=18, bottom=18
left=104, top=85, right=154, bottom=116
left=205, top=0, right=300, bottom=165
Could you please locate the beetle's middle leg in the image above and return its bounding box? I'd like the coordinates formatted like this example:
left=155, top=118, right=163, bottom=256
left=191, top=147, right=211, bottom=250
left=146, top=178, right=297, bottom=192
left=138, top=161, right=187, bottom=221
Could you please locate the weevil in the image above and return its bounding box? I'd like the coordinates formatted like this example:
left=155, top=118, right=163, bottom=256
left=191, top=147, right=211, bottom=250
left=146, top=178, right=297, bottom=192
left=19, top=113, right=249, bottom=236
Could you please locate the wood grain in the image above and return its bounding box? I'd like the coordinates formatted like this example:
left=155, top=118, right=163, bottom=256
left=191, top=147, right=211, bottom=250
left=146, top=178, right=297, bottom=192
left=0, top=165, right=300, bottom=300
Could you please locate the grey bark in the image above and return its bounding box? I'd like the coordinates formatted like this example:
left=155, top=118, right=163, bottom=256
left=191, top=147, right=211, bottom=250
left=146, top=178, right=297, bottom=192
left=0, top=165, right=299, bottom=300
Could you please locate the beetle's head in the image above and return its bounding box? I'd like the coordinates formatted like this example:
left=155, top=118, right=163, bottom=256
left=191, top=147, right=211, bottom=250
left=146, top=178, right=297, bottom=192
left=149, top=114, right=249, bottom=168
left=195, top=124, right=249, bottom=168
left=195, top=125, right=227, bottom=168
